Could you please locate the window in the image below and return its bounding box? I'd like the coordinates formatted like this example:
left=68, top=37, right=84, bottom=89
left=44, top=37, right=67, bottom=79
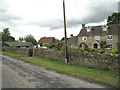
left=108, top=44, right=112, bottom=49
left=87, top=28, right=91, bottom=32
left=86, top=26, right=91, bottom=32
left=108, top=35, right=112, bottom=40
left=102, top=25, right=108, bottom=31
left=82, top=36, right=87, bottom=41
left=95, top=36, right=100, bottom=40
left=103, top=27, right=107, bottom=31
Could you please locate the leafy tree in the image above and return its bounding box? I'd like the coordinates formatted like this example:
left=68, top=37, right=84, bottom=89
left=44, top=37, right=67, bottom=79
left=40, top=43, right=43, bottom=46
left=24, top=34, right=37, bottom=45
left=1, top=28, right=15, bottom=42
left=18, top=37, right=24, bottom=42
left=0, top=32, right=2, bottom=42
left=60, top=37, right=68, bottom=41
left=100, top=41, right=109, bottom=49
left=107, top=12, right=120, bottom=25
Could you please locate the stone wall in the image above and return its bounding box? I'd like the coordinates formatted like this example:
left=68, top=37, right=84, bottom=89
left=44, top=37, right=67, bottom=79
left=2, top=47, right=118, bottom=73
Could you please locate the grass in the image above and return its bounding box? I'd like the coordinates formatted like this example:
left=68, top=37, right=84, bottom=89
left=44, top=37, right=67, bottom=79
left=1, top=51, right=119, bottom=88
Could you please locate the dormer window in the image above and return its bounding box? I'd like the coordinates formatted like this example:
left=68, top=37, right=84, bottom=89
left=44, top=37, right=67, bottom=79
left=102, top=24, right=108, bottom=31
left=86, top=26, right=91, bottom=32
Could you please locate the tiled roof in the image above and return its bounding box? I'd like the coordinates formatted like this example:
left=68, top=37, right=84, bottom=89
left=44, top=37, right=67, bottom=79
left=38, top=37, right=57, bottom=45
left=4, top=42, right=34, bottom=47
left=68, top=36, right=78, bottom=45
left=78, top=24, right=120, bottom=37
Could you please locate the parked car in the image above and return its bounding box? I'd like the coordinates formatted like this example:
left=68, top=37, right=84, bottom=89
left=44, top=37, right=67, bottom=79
left=34, top=45, right=47, bottom=49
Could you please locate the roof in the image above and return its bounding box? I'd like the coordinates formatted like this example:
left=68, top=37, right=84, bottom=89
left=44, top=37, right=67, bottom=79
left=38, top=37, right=57, bottom=45
left=78, top=24, right=120, bottom=37
left=4, top=42, right=34, bottom=47
left=68, top=36, right=78, bottom=45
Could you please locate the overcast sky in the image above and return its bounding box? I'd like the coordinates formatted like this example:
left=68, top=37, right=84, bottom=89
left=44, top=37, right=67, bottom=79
left=0, top=0, right=119, bottom=41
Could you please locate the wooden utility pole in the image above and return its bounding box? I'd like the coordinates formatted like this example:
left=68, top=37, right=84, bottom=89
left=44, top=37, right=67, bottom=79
left=63, top=0, right=68, bottom=63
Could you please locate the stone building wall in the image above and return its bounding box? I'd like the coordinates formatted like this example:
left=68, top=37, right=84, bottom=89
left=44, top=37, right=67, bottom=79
left=78, top=35, right=119, bottom=51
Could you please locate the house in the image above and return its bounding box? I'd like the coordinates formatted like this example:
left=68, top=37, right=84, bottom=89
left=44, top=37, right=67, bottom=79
left=68, top=34, right=78, bottom=48
left=77, top=24, right=120, bottom=51
left=37, top=37, right=57, bottom=46
left=3, top=42, right=34, bottom=48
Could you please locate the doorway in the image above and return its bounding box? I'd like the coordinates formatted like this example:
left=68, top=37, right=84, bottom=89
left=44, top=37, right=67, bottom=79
left=93, top=43, right=98, bottom=48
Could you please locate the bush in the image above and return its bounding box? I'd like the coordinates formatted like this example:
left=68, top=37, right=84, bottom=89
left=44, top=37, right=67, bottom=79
left=80, top=48, right=85, bottom=52
left=49, top=44, right=55, bottom=48
left=98, top=50, right=105, bottom=54
left=55, top=43, right=62, bottom=51
left=110, top=49, right=117, bottom=54
left=42, top=43, right=49, bottom=48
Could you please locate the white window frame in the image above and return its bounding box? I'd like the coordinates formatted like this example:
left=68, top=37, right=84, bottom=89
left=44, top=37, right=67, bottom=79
left=108, top=44, right=112, bottom=49
left=95, top=36, right=100, bottom=40
left=107, top=35, right=113, bottom=40
left=82, top=36, right=87, bottom=41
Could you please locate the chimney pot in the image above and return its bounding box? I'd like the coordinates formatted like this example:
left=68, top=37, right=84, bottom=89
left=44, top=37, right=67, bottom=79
left=70, top=34, right=73, bottom=38
left=82, top=24, right=85, bottom=28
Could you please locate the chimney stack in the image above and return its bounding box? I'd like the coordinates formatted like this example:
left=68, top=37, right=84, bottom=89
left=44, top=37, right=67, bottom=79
left=70, top=34, right=73, bottom=38
left=82, top=24, right=85, bottom=29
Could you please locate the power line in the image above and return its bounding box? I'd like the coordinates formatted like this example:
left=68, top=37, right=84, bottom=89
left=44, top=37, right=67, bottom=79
left=72, top=0, right=87, bottom=24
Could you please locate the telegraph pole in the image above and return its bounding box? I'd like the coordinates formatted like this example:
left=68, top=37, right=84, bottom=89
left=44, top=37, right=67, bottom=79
left=63, top=0, right=69, bottom=63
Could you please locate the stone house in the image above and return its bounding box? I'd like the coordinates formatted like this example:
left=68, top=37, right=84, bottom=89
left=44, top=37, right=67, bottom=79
left=77, top=24, right=120, bottom=51
left=37, top=37, right=57, bottom=46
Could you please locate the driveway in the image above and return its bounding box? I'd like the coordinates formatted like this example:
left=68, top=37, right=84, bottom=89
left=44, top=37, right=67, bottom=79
left=1, top=55, right=108, bottom=88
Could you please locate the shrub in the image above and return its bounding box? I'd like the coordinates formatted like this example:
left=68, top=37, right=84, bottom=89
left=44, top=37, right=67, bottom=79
left=110, top=49, right=117, bottom=54
left=55, top=43, right=62, bottom=51
left=50, top=44, right=55, bottom=48
left=42, top=43, right=49, bottom=48
left=98, top=50, right=105, bottom=54
left=80, top=48, right=85, bottom=52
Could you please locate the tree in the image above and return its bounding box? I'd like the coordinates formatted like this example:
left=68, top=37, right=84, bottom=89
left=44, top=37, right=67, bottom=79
left=107, top=12, right=120, bottom=25
left=18, top=37, right=24, bottom=42
left=0, top=32, right=2, bottom=42
left=60, top=37, right=68, bottom=41
left=24, top=34, right=37, bottom=45
left=1, top=28, right=15, bottom=42
left=100, top=41, right=109, bottom=49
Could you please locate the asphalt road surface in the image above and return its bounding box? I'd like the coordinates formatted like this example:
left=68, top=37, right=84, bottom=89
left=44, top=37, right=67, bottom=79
left=1, top=55, right=108, bottom=88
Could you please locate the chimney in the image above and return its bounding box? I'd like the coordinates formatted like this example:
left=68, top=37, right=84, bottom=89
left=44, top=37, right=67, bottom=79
left=82, top=24, right=85, bottom=29
left=70, top=34, right=73, bottom=38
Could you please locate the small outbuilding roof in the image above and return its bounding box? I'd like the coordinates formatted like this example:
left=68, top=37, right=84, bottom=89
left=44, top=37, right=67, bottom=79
left=4, top=42, right=34, bottom=47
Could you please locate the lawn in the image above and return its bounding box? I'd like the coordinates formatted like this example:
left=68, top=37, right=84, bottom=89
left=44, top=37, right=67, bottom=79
left=1, top=51, right=119, bottom=88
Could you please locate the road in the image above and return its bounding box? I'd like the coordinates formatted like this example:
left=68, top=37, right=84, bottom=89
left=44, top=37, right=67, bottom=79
left=1, top=55, right=108, bottom=88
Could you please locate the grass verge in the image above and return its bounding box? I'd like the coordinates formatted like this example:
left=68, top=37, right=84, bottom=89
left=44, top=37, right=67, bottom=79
left=1, top=51, right=118, bottom=88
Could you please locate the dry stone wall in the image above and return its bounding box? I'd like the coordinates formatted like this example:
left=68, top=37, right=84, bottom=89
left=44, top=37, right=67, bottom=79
left=2, top=47, right=118, bottom=73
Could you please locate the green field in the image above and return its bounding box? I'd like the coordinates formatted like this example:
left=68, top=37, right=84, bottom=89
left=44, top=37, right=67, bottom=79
left=1, top=51, right=119, bottom=88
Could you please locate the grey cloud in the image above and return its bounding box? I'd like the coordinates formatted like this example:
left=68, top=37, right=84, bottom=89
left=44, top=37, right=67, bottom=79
left=34, top=2, right=118, bottom=30
left=0, top=0, right=21, bottom=24
left=66, top=2, right=118, bottom=28
left=27, top=19, right=64, bottom=30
